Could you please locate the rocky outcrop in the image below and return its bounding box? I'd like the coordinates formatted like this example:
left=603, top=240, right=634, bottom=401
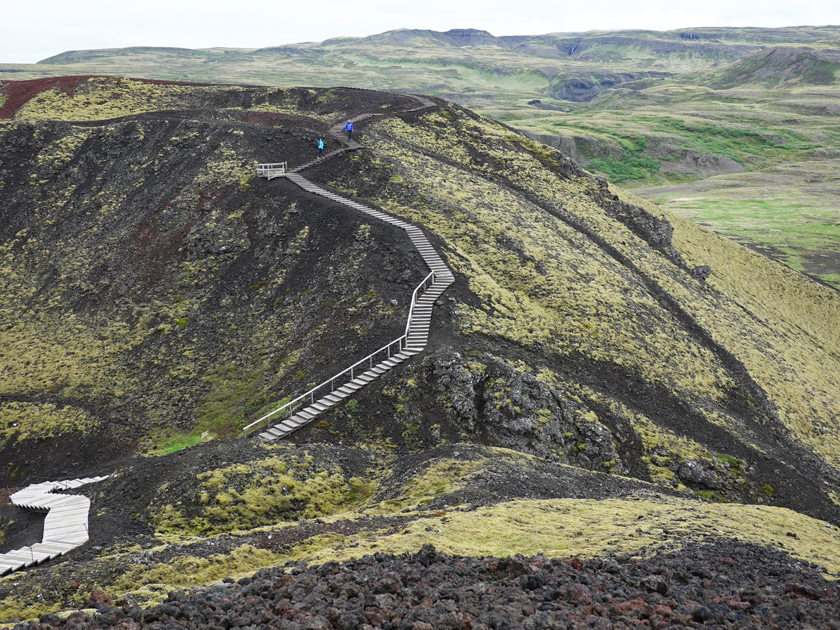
left=678, top=459, right=727, bottom=490
left=523, top=132, right=590, bottom=166
left=691, top=265, right=712, bottom=282
left=392, top=349, right=627, bottom=474
left=592, top=176, right=685, bottom=266
left=548, top=71, right=674, bottom=102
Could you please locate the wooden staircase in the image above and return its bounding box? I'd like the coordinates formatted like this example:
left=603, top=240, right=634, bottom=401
left=251, top=174, right=454, bottom=441
left=263, top=96, right=437, bottom=177
left=0, top=476, right=110, bottom=575
left=284, top=111, right=385, bottom=174
left=243, top=93, right=452, bottom=442
left=0, top=93, right=444, bottom=577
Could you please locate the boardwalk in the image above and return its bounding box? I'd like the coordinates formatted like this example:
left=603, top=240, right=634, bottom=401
left=247, top=94, right=455, bottom=440
left=0, top=476, right=110, bottom=575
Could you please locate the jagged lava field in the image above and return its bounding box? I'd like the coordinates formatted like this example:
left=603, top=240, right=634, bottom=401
left=2, top=76, right=840, bottom=627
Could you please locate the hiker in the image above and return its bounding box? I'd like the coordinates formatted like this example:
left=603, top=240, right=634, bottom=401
left=345, top=120, right=353, bottom=141
left=317, top=137, right=324, bottom=158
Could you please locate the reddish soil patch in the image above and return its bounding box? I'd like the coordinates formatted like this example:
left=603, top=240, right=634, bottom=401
left=0, top=76, right=85, bottom=118
left=0, top=76, right=211, bottom=119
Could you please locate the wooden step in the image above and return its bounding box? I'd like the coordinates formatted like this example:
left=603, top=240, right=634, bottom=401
left=1, top=563, right=23, bottom=574
left=256, top=170, right=456, bottom=443
left=33, top=542, right=75, bottom=554
left=2, top=475, right=111, bottom=577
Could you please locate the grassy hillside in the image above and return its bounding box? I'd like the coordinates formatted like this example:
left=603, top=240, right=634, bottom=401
left=2, top=26, right=839, bottom=290
left=631, top=161, right=840, bottom=287
left=1, top=78, right=840, bottom=618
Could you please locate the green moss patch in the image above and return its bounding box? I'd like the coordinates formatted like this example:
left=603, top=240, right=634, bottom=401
left=151, top=451, right=372, bottom=536
left=300, top=497, right=840, bottom=574
left=0, top=401, right=100, bottom=446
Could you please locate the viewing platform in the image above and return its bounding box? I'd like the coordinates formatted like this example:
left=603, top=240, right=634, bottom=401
left=256, top=162, right=288, bottom=180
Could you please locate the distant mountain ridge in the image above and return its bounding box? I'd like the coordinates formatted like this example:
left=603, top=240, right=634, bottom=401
left=38, top=25, right=840, bottom=65
left=6, top=23, right=840, bottom=291
left=28, top=25, right=840, bottom=112
left=706, top=45, right=840, bottom=87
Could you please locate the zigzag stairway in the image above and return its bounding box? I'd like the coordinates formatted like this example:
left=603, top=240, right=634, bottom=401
left=247, top=95, right=453, bottom=441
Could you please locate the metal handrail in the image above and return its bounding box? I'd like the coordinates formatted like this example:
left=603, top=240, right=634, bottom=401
left=405, top=271, right=435, bottom=337
left=242, top=270, right=438, bottom=438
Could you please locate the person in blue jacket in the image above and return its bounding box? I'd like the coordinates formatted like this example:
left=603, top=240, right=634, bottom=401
left=345, top=120, right=353, bottom=141
left=317, top=137, right=324, bottom=158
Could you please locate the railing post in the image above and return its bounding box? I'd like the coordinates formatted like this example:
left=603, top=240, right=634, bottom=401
left=242, top=267, right=448, bottom=439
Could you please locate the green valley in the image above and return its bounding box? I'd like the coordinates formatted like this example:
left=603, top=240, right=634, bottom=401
left=4, top=26, right=840, bottom=288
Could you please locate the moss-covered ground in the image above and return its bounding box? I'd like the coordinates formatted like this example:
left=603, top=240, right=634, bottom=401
left=4, top=29, right=840, bottom=287
left=2, top=79, right=840, bottom=624
left=3, top=444, right=840, bottom=622
left=321, top=103, right=840, bottom=489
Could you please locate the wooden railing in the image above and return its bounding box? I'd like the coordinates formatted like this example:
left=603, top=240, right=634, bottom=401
left=256, top=162, right=288, bottom=180
left=242, top=270, right=436, bottom=437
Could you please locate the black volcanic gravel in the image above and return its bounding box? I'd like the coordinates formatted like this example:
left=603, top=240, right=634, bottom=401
left=10, top=540, right=840, bottom=630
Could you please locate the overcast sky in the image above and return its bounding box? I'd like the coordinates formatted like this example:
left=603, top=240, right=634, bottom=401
left=3, top=0, right=839, bottom=64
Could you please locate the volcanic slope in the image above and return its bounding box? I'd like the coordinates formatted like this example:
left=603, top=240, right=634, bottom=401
left=1, top=77, right=840, bottom=619
left=11, top=27, right=840, bottom=291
